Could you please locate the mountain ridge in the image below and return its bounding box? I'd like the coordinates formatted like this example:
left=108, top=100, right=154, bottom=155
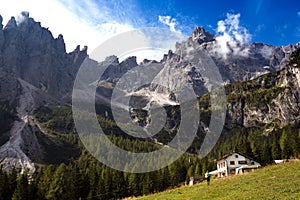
left=0, top=13, right=299, bottom=172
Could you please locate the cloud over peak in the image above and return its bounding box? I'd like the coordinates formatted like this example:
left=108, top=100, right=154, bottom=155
left=214, top=13, right=251, bottom=59
left=158, top=15, right=177, bottom=32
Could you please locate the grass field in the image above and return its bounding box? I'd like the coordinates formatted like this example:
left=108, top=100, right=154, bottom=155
left=130, top=160, right=300, bottom=200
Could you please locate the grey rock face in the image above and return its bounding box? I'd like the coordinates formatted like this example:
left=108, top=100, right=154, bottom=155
left=176, top=27, right=298, bottom=82
left=89, top=27, right=299, bottom=107
left=191, top=26, right=215, bottom=44
left=224, top=65, right=300, bottom=131
left=0, top=13, right=87, bottom=172
left=0, top=14, right=88, bottom=104
left=0, top=15, right=4, bottom=48
left=0, top=16, right=297, bottom=108
left=140, top=27, right=298, bottom=104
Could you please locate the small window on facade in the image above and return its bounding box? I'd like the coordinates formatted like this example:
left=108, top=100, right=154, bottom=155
left=251, top=161, right=255, bottom=165
left=230, top=161, right=235, bottom=165
left=235, top=155, right=238, bottom=158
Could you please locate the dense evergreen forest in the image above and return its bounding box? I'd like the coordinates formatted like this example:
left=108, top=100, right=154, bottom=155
left=1, top=103, right=299, bottom=199
left=1, top=49, right=300, bottom=199
left=0, top=107, right=299, bottom=199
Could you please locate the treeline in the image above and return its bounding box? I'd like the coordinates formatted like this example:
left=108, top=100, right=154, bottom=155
left=2, top=123, right=299, bottom=200
left=208, top=125, right=300, bottom=166
left=0, top=138, right=208, bottom=200
left=28, top=104, right=300, bottom=199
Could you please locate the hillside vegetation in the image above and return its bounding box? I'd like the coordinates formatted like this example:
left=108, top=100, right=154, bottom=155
left=133, top=161, right=300, bottom=200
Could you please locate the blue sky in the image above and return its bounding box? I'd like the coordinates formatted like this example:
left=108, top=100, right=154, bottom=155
left=148, top=0, right=300, bottom=46
left=105, top=0, right=300, bottom=46
left=0, top=0, right=299, bottom=54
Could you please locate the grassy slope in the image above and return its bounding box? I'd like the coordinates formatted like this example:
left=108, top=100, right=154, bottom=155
left=133, top=161, right=300, bottom=200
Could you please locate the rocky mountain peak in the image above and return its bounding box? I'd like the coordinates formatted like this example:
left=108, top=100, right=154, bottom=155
left=0, top=15, right=3, bottom=48
left=191, top=26, right=215, bottom=44
left=121, top=56, right=138, bottom=67
left=104, top=55, right=119, bottom=64
left=161, top=50, right=175, bottom=62
left=0, top=12, right=90, bottom=104
left=54, top=34, right=66, bottom=53
left=72, top=45, right=88, bottom=56
left=0, top=15, right=3, bottom=29
left=4, top=17, right=17, bottom=30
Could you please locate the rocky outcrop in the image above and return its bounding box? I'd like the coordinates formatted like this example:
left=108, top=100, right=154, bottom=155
left=137, top=26, right=298, bottom=105
left=0, top=14, right=297, bottom=107
left=190, top=26, right=215, bottom=44
left=174, top=26, right=298, bottom=83
left=0, top=12, right=88, bottom=104
left=0, top=13, right=87, bottom=172
left=223, top=64, right=300, bottom=130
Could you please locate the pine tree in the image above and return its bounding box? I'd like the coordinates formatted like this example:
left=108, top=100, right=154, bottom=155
left=149, top=171, right=159, bottom=193
left=250, top=140, right=259, bottom=161
left=128, top=173, right=140, bottom=196
left=8, top=168, right=18, bottom=199
left=96, top=174, right=106, bottom=200
left=186, top=165, right=195, bottom=184
left=160, top=167, right=170, bottom=191
left=298, top=129, right=300, bottom=157
left=112, top=170, right=127, bottom=199
left=46, top=164, right=75, bottom=200
left=201, top=157, right=209, bottom=176
left=290, top=129, right=299, bottom=158
left=12, top=172, right=29, bottom=200
left=103, top=167, right=114, bottom=199
left=280, top=129, right=290, bottom=158
left=72, top=165, right=88, bottom=200
left=0, top=169, right=10, bottom=200
left=271, top=136, right=281, bottom=160
left=261, top=142, right=272, bottom=165
left=236, top=134, right=252, bottom=156
left=168, top=161, right=186, bottom=187
left=87, top=164, right=99, bottom=199
left=194, top=163, right=201, bottom=176
left=38, top=165, right=54, bottom=198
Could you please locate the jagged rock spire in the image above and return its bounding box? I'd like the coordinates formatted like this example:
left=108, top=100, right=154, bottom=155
left=191, top=26, right=215, bottom=43
left=4, top=17, right=17, bottom=30
left=0, top=15, right=3, bottom=29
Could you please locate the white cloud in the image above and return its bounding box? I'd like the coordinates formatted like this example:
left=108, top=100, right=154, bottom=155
left=0, top=0, right=185, bottom=62
left=158, top=15, right=177, bottom=32
left=260, top=45, right=273, bottom=59
left=214, top=13, right=251, bottom=59
left=0, top=0, right=133, bottom=53
left=90, top=28, right=186, bottom=63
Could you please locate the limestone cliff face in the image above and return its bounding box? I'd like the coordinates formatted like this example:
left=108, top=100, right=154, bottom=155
left=223, top=64, right=300, bottom=130
left=0, top=13, right=86, bottom=172
left=0, top=15, right=297, bottom=109
left=162, top=26, right=297, bottom=91
left=135, top=26, right=298, bottom=105
left=0, top=13, right=87, bottom=104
